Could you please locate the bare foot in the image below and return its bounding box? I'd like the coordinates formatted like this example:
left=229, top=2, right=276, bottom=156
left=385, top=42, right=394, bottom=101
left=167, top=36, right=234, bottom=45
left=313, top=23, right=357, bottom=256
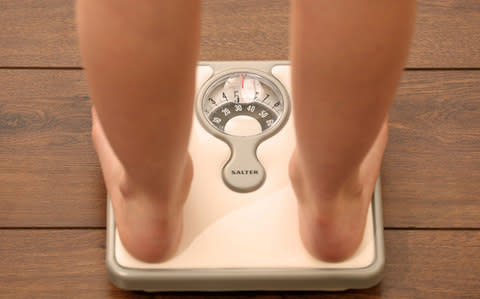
left=91, top=107, right=192, bottom=262
left=289, top=120, right=388, bottom=262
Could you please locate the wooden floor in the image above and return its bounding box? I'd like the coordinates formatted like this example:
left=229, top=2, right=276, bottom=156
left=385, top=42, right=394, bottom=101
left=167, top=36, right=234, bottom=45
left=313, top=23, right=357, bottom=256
left=1, top=1, right=479, bottom=298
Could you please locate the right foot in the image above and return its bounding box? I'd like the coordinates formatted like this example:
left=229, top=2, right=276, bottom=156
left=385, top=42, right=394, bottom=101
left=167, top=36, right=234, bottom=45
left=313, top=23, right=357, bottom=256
left=92, top=107, right=193, bottom=262
left=289, top=120, right=388, bottom=262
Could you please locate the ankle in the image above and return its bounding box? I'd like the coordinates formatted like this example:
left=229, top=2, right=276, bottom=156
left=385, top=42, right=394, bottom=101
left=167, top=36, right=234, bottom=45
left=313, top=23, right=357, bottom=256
left=119, top=154, right=193, bottom=207
left=289, top=151, right=364, bottom=205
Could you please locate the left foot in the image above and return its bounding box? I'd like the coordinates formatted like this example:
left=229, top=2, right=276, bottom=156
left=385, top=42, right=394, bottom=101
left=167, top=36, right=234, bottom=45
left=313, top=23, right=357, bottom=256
left=91, top=107, right=192, bottom=262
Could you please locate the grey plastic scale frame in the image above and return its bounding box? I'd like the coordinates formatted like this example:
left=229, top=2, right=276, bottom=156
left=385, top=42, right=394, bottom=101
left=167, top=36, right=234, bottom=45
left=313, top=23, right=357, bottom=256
left=106, top=61, right=385, bottom=292
left=196, top=61, right=291, bottom=193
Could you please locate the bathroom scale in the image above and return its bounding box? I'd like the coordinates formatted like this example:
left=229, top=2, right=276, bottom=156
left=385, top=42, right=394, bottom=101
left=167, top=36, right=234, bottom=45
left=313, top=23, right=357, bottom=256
left=106, top=61, right=385, bottom=291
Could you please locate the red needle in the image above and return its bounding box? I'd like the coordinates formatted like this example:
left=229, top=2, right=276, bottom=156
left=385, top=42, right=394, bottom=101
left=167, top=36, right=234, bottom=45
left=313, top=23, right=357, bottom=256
left=241, top=73, right=244, bottom=89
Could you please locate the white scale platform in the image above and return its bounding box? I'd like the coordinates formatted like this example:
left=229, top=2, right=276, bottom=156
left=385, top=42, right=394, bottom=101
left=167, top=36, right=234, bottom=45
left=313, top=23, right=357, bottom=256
left=106, top=61, right=384, bottom=291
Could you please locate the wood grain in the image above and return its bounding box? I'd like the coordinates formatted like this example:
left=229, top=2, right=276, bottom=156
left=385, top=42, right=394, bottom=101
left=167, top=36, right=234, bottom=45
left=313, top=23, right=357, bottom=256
left=0, top=70, right=105, bottom=227
left=1, top=70, right=479, bottom=228
left=0, top=230, right=478, bottom=298
left=0, top=0, right=79, bottom=67
left=383, top=71, right=480, bottom=228
left=410, top=0, right=480, bottom=68
left=0, top=0, right=479, bottom=67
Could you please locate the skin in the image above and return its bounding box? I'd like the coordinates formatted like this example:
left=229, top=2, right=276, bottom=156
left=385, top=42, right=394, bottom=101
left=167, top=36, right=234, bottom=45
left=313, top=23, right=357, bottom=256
left=76, top=0, right=200, bottom=262
left=76, top=0, right=415, bottom=262
left=289, top=0, right=416, bottom=261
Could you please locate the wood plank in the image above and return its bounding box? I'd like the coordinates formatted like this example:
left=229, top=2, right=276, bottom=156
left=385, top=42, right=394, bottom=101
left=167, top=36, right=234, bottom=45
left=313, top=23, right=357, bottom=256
left=0, top=0, right=79, bottom=67
left=383, top=71, right=480, bottom=228
left=0, top=230, right=478, bottom=298
left=0, top=0, right=479, bottom=68
left=0, top=70, right=105, bottom=227
left=1, top=70, right=479, bottom=228
left=410, top=0, right=480, bottom=68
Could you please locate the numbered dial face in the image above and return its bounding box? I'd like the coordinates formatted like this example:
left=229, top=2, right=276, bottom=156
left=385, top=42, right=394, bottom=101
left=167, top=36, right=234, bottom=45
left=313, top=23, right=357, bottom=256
left=201, top=72, right=285, bottom=137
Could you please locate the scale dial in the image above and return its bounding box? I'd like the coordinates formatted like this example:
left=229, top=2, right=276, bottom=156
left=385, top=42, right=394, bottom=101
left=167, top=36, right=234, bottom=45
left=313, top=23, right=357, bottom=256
left=197, top=70, right=290, bottom=193
left=202, top=72, right=285, bottom=137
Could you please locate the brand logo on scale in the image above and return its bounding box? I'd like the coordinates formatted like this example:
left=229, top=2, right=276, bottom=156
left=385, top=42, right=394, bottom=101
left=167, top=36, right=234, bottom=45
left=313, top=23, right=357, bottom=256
left=231, top=169, right=259, bottom=175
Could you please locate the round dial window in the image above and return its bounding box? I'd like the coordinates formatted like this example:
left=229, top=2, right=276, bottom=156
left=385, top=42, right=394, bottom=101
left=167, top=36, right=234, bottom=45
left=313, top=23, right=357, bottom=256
left=201, top=72, right=286, bottom=137
left=196, top=69, right=290, bottom=193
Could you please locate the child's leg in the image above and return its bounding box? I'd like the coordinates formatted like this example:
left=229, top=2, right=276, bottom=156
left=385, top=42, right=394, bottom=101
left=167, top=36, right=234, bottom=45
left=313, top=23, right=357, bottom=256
left=76, top=0, right=200, bottom=262
left=289, top=0, right=416, bottom=261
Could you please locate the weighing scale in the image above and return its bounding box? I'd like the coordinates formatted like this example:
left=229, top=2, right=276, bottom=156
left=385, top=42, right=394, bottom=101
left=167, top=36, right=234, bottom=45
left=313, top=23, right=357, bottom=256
left=106, top=61, right=385, bottom=291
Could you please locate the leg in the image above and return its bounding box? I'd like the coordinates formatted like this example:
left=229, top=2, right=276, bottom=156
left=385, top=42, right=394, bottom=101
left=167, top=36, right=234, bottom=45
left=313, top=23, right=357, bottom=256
left=76, top=0, right=200, bottom=262
left=289, top=0, right=415, bottom=261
